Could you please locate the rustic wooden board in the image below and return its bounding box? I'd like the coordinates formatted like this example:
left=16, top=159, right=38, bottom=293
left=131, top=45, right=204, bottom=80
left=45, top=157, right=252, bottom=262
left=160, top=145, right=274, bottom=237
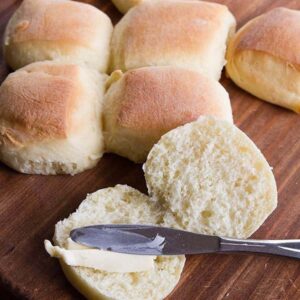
left=1, top=0, right=300, bottom=299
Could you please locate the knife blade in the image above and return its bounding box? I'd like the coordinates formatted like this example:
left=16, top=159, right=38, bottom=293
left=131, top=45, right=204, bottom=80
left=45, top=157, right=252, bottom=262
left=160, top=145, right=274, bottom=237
left=70, top=224, right=220, bottom=255
left=70, top=224, right=300, bottom=259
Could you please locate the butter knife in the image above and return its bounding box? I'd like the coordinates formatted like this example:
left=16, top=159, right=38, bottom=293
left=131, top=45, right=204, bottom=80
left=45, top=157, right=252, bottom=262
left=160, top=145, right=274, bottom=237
left=70, top=224, right=300, bottom=259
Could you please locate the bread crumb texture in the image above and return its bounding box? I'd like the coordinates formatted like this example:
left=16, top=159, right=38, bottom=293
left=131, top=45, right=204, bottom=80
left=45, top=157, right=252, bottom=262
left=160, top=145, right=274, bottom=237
left=144, top=116, right=277, bottom=238
left=54, top=185, right=185, bottom=300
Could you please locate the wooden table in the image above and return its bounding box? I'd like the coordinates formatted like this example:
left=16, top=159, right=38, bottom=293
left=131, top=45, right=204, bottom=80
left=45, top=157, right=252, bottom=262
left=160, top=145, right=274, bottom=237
left=1, top=1, right=300, bottom=299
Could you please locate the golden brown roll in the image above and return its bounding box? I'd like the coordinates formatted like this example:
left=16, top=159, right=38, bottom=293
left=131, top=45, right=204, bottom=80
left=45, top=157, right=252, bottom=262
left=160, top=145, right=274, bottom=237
left=110, top=0, right=236, bottom=80
left=0, top=62, right=106, bottom=175
left=226, top=7, right=300, bottom=113
left=103, top=66, right=233, bottom=163
left=4, top=0, right=113, bottom=72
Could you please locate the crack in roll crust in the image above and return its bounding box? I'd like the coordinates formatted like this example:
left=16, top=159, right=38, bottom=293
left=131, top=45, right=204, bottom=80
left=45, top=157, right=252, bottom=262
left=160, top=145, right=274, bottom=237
left=226, top=7, right=300, bottom=113
left=233, top=8, right=300, bottom=67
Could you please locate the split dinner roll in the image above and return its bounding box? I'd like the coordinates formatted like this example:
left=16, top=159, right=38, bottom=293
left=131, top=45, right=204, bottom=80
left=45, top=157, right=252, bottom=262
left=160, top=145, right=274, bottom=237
left=4, top=0, right=113, bottom=72
left=103, top=66, right=233, bottom=163
left=110, top=0, right=236, bottom=80
left=144, top=117, right=277, bottom=238
left=226, top=7, right=300, bottom=113
left=111, top=0, right=142, bottom=14
left=0, top=62, right=105, bottom=175
left=53, top=185, right=185, bottom=300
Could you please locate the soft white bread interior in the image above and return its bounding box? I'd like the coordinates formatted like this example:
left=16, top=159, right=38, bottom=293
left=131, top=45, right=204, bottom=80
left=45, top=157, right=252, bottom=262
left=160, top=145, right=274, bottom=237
left=3, top=0, right=113, bottom=72
left=0, top=61, right=105, bottom=175
left=111, top=0, right=142, bottom=14
left=110, top=0, right=236, bottom=80
left=144, top=116, right=277, bottom=238
left=54, top=185, right=185, bottom=300
left=104, top=66, right=233, bottom=163
left=226, top=7, right=300, bottom=113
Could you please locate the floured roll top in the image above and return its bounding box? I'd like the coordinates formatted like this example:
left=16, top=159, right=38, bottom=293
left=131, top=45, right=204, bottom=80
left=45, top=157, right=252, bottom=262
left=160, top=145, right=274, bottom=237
left=110, top=0, right=236, bottom=80
left=0, top=61, right=105, bottom=175
left=226, top=7, right=300, bottom=113
left=104, top=66, right=233, bottom=163
left=4, top=0, right=113, bottom=71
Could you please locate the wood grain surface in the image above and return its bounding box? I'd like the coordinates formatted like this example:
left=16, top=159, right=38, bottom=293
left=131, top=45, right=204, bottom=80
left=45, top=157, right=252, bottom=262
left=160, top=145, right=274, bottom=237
left=1, top=1, right=300, bottom=299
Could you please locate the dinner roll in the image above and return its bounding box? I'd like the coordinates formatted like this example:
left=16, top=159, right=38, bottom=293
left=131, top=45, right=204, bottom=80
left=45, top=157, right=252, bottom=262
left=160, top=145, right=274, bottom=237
left=104, top=67, right=233, bottom=163
left=144, top=116, right=277, bottom=238
left=0, top=62, right=105, bottom=175
left=54, top=185, right=185, bottom=300
left=110, top=0, right=236, bottom=80
left=4, top=0, right=113, bottom=72
left=226, top=7, right=300, bottom=113
left=111, top=0, right=142, bottom=14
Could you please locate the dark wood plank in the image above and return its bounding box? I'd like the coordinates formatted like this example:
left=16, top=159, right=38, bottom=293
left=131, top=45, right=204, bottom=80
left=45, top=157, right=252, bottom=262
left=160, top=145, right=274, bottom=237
left=0, top=1, right=300, bottom=299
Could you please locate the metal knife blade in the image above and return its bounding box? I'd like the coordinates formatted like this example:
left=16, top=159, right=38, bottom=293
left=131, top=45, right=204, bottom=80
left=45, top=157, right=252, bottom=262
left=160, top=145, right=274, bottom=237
left=70, top=224, right=220, bottom=255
